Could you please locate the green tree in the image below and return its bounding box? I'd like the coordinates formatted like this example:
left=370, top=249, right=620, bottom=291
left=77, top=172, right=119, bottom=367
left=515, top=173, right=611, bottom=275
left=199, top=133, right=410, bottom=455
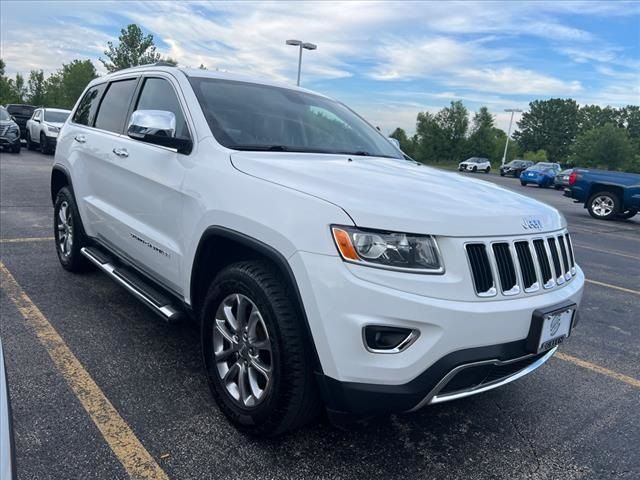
left=100, top=24, right=170, bottom=72
left=467, top=107, right=495, bottom=158
left=43, top=60, right=97, bottom=109
left=389, top=127, right=415, bottom=157
left=436, top=100, right=469, bottom=162
left=414, top=111, right=445, bottom=163
left=0, top=58, right=18, bottom=105
left=578, top=105, right=618, bottom=133
left=522, top=149, right=548, bottom=162
left=27, top=70, right=47, bottom=105
left=571, top=124, right=634, bottom=171
left=513, top=98, right=579, bottom=163
left=13, top=73, right=27, bottom=103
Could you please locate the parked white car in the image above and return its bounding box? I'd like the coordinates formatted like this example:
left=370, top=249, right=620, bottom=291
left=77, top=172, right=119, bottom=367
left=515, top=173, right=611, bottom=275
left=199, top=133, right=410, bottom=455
left=26, top=108, right=71, bottom=154
left=459, top=157, right=491, bottom=173
left=51, top=65, right=584, bottom=436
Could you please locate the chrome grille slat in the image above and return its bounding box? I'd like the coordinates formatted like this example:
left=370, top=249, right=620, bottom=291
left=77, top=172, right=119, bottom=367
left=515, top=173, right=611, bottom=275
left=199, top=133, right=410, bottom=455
left=466, top=231, right=575, bottom=297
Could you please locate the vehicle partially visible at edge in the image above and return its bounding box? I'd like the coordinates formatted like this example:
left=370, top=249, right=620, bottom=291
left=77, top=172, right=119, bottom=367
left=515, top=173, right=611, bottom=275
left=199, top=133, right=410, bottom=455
left=554, top=168, right=574, bottom=190
left=520, top=162, right=562, bottom=188
left=4, top=104, right=36, bottom=139
left=1, top=339, right=17, bottom=480
left=0, top=107, right=21, bottom=153
left=565, top=168, right=640, bottom=220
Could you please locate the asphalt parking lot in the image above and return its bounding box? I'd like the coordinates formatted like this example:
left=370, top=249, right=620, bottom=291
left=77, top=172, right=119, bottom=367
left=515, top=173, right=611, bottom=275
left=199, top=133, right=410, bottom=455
left=1, top=150, right=638, bottom=480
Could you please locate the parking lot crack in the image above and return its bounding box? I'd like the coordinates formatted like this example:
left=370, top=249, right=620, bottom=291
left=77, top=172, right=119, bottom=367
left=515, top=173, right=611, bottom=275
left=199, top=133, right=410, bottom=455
left=494, top=400, right=542, bottom=477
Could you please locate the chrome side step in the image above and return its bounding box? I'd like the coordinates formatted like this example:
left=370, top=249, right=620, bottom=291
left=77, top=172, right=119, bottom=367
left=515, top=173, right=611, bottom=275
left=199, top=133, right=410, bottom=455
left=81, top=246, right=182, bottom=323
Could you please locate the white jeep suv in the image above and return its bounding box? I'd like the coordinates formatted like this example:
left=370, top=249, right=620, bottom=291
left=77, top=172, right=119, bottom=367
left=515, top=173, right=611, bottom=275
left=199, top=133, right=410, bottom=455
left=459, top=156, right=491, bottom=173
left=51, top=65, right=584, bottom=436
left=26, top=107, right=71, bottom=154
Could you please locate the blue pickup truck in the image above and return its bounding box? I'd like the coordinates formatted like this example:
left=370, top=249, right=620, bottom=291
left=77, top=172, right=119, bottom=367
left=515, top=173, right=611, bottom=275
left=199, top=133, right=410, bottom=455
left=564, top=169, right=640, bottom=220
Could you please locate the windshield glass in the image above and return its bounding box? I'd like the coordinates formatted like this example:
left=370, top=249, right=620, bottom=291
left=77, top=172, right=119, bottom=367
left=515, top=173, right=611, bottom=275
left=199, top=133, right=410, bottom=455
left=44, top=110, right=70, bottom=123
left=465, top=158, right=482, bottom=163
left=0, top=108, right=10, bottom=121
left=188, top=77, right=402, bottom=159
left=529, top=163, right=555, bottom=172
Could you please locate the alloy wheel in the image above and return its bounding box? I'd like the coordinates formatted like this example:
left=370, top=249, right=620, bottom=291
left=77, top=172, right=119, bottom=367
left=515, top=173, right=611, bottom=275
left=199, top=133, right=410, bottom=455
left=592, top=195, right=614, bottom=217
left=213, top=293, right=273, bottom=408
left=56, top=201, right=74, bottom=257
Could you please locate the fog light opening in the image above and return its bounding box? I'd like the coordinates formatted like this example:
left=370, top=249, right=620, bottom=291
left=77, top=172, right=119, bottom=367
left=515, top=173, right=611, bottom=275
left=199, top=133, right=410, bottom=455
left=363, top=326, right=419, bottom=353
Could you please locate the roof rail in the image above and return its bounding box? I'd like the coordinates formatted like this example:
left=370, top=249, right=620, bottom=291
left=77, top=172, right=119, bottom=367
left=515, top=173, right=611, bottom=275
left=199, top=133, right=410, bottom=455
left=112, top=62, right=177, bottom=73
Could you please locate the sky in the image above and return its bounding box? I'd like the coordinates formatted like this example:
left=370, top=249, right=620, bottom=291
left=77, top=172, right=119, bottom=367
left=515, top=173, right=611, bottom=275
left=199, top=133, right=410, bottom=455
left=1, top=0, right=639, bottom=134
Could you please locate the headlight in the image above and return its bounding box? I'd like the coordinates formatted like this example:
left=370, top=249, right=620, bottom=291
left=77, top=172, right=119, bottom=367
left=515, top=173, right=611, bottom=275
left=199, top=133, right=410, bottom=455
left=331, top=226, right=443, bottom=273
left=7, top=125, right=19, bottom=133
left=47, top=125, right=60, bottom=133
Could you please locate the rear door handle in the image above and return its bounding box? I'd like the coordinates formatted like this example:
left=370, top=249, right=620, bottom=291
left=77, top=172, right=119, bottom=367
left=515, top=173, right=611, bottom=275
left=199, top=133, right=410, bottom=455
left=74, top=135, right=86, bottom=143
left=112, top=147, right=129, bottom=158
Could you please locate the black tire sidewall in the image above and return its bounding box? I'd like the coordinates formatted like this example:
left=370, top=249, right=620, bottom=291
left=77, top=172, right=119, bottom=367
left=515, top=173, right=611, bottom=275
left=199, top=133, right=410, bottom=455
left=54, top=187, right=90, bottom=271
left=201, top=262, right=311, bottom=434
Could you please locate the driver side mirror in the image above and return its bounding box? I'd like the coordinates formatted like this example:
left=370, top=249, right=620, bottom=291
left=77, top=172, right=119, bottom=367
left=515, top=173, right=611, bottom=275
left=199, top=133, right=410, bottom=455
left=127, top=110, right=192, bottom=154
left=387, top=137, right=401, bottom=149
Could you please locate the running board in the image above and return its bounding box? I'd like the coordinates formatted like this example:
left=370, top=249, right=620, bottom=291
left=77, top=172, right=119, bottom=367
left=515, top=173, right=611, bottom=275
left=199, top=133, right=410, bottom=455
left=81, top=246, right=182, bottom=323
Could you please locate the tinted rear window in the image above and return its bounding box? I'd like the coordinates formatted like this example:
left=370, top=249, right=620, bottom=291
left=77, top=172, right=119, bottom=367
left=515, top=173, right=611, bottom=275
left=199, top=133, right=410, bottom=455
left=94, top=79, right=138, bottom=133
left=73, top=84, right=107, bottom=126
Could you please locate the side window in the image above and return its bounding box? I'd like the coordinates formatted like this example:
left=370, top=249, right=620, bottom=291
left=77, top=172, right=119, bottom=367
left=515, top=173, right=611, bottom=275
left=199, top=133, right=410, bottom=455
left=133, top=77, right=190, bottom=138
left=73, top=84, right=106, bottom=126
left=33, top=110, right=41, bottom=121
left=94, top=79, right=137, bottom=133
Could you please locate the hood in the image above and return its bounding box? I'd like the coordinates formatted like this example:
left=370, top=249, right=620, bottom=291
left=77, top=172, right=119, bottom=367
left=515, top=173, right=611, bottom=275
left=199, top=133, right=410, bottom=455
left=44, top=122, right=64, bottom=129
left=0, top=120, right=16, bottom=127
left=230, top=152, right=565, bottom=237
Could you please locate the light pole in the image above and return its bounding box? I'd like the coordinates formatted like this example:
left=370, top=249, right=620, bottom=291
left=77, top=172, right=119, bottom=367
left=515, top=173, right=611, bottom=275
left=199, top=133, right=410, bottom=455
left=286, top=39, right=317, bottom=86
left=501, top=108, right=522, bottom=167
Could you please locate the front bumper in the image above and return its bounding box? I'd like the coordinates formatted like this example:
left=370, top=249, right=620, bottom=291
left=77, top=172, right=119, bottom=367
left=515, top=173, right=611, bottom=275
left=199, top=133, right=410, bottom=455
left=290, top=251, right=584, bottom=414
left=0, top=135, right=20, bottom=148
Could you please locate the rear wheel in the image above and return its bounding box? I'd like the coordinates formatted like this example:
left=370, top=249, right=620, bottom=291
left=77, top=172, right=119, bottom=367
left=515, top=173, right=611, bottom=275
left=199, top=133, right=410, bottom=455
left=201, top=261, right=321, bottom=436
left=53, top=187, right=92, bottom=272
left=617, top=209, right=637, bottom=220
left=587, top=191, right=620, bottom=220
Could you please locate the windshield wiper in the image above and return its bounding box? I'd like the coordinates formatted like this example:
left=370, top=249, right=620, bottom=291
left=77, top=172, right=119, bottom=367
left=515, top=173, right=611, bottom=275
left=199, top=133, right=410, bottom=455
left=232, top=144, right=290, bottom=151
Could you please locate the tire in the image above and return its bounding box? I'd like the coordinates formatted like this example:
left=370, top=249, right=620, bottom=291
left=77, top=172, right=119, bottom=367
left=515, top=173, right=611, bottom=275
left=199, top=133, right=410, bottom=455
left=587, top=191, right=620, bottom=220
left=520, top=181, right=527, bottom=186
left=201, top=261, right=321, bottom=436
left=11, top=141, right=20, bottom=154
left=40, top=133, right=48, bottom=154
left=500, top=172, right=505, bottom=177
left=617, top=209, right=638, bottom=220
left=484, top=167, right=490, bottom=173
left=53, top=187, right=93, bottom=272
left=472, top=166, right=477, bottom=172
left=26, top=131, right=36, bottom=150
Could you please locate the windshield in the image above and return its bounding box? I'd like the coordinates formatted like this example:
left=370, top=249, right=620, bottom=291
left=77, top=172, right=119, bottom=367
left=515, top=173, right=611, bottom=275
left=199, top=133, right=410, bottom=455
left=188, top=77, right=402, bottom=159
left=0, top=108, right=10, bottom=121
left=44, top=110, right=70, bottom=123
left=529, top=163, right=555, bottom=172
left=465, top=158, right=482, bottom=163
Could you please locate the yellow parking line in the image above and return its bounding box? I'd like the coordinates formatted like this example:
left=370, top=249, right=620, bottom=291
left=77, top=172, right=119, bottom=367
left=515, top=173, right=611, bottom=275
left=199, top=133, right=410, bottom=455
left=586, top=279, right=640, bottom=296
left=555, top=352, right=640, bottom=388
left=0, top=261, right=169, bottom=480
left=573, top=242, right=640, bottom=261
left=0, top=237, right=54, bottom=244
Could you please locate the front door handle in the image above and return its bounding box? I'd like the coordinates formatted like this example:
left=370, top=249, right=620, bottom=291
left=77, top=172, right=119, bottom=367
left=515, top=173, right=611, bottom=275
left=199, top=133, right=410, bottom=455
left=74, top=135, right=86, bottom=143
left=112, top=147, right=129, bottom=158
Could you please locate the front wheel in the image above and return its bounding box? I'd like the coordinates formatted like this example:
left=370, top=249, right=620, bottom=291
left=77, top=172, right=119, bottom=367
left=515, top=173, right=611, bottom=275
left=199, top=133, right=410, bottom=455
left=472, top=166, right=477, bottom=172
left=11, top=141, right=21, bottom=153
left=40, top=133, right=49, bottom=154
left=520, top=181, right=527, bottom=186
left=53, top=187, right=93, bottom=272
left=587, top=191, right=620, bottom=220
left=484, top=167, right=490, bottom=173
left=201, top=261, right=321, bottom=436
